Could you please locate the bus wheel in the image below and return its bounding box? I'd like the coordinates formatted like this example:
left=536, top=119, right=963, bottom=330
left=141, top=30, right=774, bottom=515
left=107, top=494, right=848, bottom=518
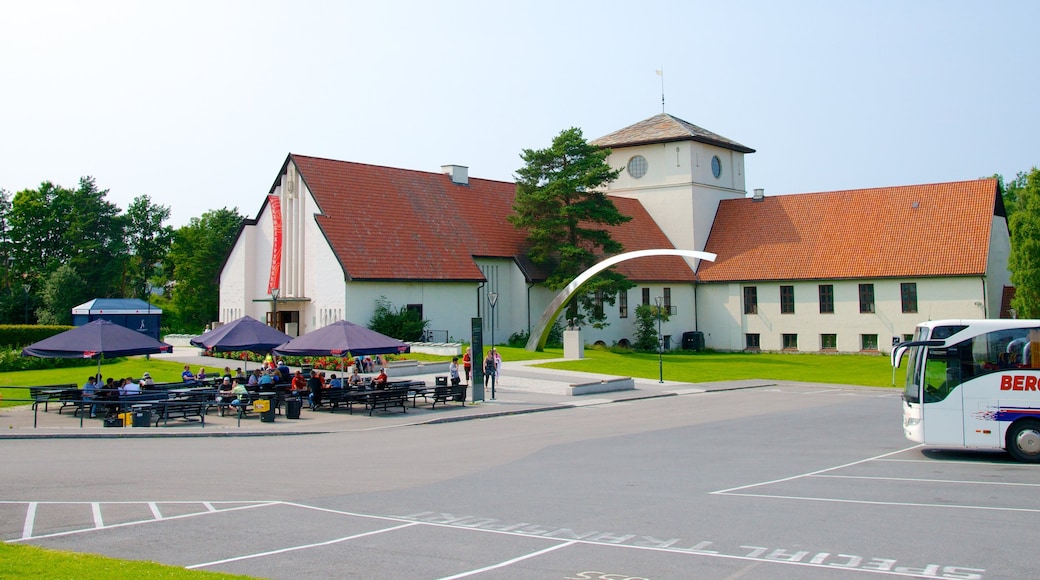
left=1006, top=419, right=1040, bottom=463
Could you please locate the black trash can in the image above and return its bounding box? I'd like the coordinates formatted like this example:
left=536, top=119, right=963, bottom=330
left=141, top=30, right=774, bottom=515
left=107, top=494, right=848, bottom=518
left=132, top=405, right=152, bottom=427
left=258, top=392, right=276, bottom=423
left=285, top=397, right=302, bottom=419
left=104, top=416, right=123, bottom=428
left=435, top=376, right=448, bottom=387
left=682, top=331, right=705, bottom=351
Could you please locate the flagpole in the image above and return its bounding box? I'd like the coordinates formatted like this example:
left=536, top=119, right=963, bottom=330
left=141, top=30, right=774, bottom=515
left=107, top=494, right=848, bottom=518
left=656, top=67, right=665, bottom=113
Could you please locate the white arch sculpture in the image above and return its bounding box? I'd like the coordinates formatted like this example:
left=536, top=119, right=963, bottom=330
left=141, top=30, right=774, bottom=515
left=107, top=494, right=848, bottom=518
left=525, top=249, right=717, bottom=351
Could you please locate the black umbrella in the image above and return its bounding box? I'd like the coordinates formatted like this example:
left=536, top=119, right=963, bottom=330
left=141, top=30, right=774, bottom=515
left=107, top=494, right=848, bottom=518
left=22, top=318, right=173, bottom=375
left=190, top=315, right=292, bottom=353
left=273, top=320, right=409, bottom=358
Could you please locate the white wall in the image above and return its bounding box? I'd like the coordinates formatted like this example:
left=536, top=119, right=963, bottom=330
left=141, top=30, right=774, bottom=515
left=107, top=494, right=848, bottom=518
left=698, top=277, right=989, bottom=354
left=986, top=214, right=1012, bottom=317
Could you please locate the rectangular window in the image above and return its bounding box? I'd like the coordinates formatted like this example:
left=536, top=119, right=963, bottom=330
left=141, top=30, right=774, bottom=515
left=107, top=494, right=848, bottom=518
left=782, top=333, right=798, bottom=350
left=745, top=333, right=760, bottom=350
left=780, top=285, right=795, bottom=314
left=744, top=286, right=758, bottom=315
left=593, top=291, right=604, bottom=319
left=859, top=284, right=875, bottom=313
left=642, top=287, right=650, bottom=306
left=861, top=334, right=879, bottom=351
left=619, top=291, right=628, bottom=318
left=901, top=282, right=918, bottom=313
left=663, top=335, right=671, bottom=350
left=819, top=284, right=834, bottom=314
left=821, top=334, right=837, bottom=350
left=663, top=287, right=674, bottom=315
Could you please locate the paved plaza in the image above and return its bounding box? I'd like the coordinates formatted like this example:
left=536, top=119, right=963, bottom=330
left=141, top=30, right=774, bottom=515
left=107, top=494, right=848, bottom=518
left=2, top=355, right=1037, bottom=579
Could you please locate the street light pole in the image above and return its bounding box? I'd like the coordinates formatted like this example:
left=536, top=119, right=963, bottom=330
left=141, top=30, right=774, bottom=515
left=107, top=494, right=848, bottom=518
left=655, top=295, right=663, bottom=383
left=270, top=287, right=280, bottom=330
left=488, top=291, right=498, bottom=400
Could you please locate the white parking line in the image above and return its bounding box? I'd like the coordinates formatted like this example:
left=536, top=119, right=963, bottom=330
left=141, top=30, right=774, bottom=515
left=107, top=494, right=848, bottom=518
left=91, top=502, right=103, bottom=529
left=148, top=502, right=163, bottom=520
left=711, top=445, right=922, bottom=495
left=814, top=474, right=1040, bottom=488
left=186, top=521, right=419, bottom=569
left=22, top=502, right=36, bottom=540
left=437, top=541, right=576, bottom=579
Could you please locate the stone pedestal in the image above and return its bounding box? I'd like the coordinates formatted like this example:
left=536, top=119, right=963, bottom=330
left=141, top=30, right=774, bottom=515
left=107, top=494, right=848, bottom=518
left=564, top=329, right=584, bottom=359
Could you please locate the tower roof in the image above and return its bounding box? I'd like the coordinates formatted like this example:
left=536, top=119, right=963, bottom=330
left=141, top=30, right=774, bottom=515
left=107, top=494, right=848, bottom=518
left=590, top=113, right=755, bottom=153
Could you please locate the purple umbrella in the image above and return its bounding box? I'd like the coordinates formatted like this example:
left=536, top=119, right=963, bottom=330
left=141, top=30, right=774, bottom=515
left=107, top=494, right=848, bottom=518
left=22, top=318, right=173, bottom=375
left=273, top=320, right=410, bottom=358
left=190, top=315, right=292, bottom=353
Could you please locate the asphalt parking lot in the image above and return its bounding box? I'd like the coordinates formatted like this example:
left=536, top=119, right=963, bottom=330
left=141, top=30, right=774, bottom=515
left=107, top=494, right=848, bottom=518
left=2, top=381, right=1037, bottom=579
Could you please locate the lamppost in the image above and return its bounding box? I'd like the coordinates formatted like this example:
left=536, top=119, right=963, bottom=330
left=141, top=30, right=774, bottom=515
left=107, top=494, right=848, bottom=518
left=487, top=291, right=498, bottom=400
left=270, top=287, right=280, bottom=329
left=22, top=283, right=30, bottom=325
left=655, top=295, right=664, bottom=383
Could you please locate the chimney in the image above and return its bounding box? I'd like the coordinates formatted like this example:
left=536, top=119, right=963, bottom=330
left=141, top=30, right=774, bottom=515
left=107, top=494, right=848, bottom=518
left=752, top=188, right=764, bottom=202
left=441, top=164, right=469, bottom=186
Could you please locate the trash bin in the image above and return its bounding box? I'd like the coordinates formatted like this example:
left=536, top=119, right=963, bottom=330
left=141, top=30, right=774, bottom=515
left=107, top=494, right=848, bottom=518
left=104, top=416, right=123, bottom=428
left=435, top=376, right=448, bottom=387
left=285, top=397, right=302, bottom=419
left=257, top=392, right=276, bottom=423
left=682, top=331, right=704, bottom=351
left=132, top=405, right=152, bottom=427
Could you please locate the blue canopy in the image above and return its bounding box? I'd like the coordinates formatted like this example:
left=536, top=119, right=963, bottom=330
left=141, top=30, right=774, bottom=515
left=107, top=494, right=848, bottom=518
left=190, top=315, right=293, bottom=353
left=21, top=319, right=173, bottom=359
left=273, top=320, right=409, bottom=358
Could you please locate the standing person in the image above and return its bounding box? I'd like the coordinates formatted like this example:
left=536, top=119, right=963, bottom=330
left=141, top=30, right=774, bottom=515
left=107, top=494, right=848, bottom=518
left=483, top=351, right=496, bottom=394
left=492, top=348, right=502, bottom=382
left=462, top=347, right=472, bottom=383
left=448, top=357, right=461, bottom=386
left=82, top=376, right=98, bottom=418
left=307, top=371, right=324, bottom=410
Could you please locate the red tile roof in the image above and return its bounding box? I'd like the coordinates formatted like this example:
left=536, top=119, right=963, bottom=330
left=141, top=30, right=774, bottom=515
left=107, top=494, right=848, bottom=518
left=288, top=155, right=693, bottom=283
left=697, top=179, right=1000, bottom=282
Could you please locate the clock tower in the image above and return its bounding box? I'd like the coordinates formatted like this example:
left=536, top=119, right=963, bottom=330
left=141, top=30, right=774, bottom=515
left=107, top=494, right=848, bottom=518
left=591, top=114, right=754, bottom=260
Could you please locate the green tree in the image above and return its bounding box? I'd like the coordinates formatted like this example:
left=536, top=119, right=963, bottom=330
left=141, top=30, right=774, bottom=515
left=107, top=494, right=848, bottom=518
left=369, top=296, right=429, bottom=341
left=1000, top=170, right=1031, bottom=221
left=633, top=302, right=670, bottom=351
left=166, top=207, right=244, bottom=332
left=6, top=178, right=126, bottom=306
left=1008, top=168, right=1040, bottom=318
left=36, top=264, right=87, bottom=325
left=509, top=127, right=634, bottom=327
left=124, top=195, right=174, bottom=300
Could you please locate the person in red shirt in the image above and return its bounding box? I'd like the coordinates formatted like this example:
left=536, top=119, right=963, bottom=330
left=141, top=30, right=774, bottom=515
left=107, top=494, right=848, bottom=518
left=462, top=347, right=472, bottom=383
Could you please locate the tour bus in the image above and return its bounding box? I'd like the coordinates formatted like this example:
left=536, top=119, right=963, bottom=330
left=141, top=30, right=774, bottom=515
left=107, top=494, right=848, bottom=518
left=892, top=319, right=1040, bottom=462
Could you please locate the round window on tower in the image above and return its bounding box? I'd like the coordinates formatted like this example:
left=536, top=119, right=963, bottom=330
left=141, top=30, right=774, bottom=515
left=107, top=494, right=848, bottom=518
left=627, top=155, right=648, bottom=179
left=711, top=155, right=722, bottom=179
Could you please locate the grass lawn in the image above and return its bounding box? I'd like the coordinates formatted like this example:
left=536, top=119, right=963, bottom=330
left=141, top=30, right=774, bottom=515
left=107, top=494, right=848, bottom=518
left=0, top=542, right=252, bottom=579
left=491, top=346, right=904, bottom=388
left=0, top=358, right=190, bottom=408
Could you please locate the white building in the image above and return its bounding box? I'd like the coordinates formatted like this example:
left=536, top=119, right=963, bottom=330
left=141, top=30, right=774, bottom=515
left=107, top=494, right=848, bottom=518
left=220, top=113, right=1012, bottom=354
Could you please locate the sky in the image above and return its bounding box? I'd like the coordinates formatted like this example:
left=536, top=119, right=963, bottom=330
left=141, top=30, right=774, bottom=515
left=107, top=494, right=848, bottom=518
left=2, top=0, right=1038, bottom=227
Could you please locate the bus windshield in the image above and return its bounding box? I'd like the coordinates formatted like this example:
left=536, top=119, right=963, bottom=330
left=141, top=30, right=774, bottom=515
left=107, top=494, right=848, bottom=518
left=906, top=325, right=1040, bottom=404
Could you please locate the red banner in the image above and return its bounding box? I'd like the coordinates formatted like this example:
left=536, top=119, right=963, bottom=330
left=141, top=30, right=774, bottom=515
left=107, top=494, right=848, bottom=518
left=267, top=195, right=282, bottom=294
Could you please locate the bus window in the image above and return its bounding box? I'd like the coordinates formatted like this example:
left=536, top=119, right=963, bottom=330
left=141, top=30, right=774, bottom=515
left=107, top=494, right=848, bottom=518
left=923, top=347, right=955, bottom=402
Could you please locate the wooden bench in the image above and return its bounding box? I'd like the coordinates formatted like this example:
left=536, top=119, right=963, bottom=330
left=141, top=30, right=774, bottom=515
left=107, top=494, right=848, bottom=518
left=152, top=400, right=207, bottom=427
left=28, top=384, right=77, bottom=412
left=430, top=384, right=467, bottom=409
left=57, top=389, right=83, bottom=414
left=318, top=388, right=365, bottom=414
left=365, top=388, right=409, bottom=415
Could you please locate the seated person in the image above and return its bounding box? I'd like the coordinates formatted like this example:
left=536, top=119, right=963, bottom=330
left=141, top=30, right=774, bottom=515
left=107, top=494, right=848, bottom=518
left=141, top=372, right=155, bottom=387
left=181, top=365, right=195, bottom=382
left=291, top=370, right=308, bottom=393
left=258, top=369, right=275, bottom=386
left=348, top=367, right=363, bottom=388
left=328, top=374, right=343, bottom=389
left=373, top=368, right=389, bottom=389
left=217, top=377, right=235, bottom=405
left=230, top=382, right=249, bottom=408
